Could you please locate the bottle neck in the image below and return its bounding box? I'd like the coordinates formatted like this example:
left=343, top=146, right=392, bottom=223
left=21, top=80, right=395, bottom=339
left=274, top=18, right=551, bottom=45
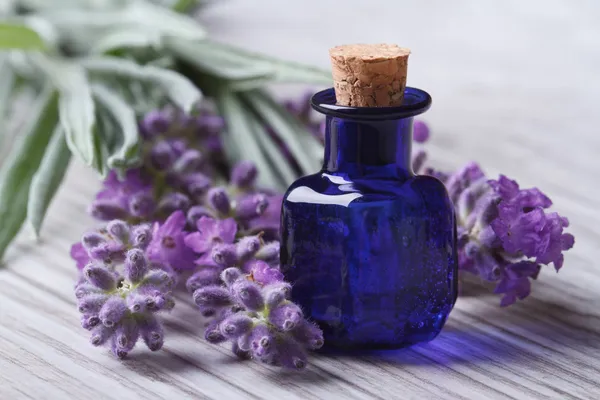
left=322, top=116, right=414, bottom=179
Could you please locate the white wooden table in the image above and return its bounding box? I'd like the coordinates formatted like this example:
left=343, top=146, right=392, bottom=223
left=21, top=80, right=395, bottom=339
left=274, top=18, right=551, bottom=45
left=1, top=1, right=599, bottom=399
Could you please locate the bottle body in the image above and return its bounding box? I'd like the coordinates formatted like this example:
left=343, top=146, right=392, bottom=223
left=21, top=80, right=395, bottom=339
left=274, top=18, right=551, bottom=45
left=280, top=88, right=458, bottom=349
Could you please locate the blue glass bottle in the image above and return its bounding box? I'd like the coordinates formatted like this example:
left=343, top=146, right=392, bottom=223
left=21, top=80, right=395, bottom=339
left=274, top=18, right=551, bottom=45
left=280, top=87, right=458, bottom=350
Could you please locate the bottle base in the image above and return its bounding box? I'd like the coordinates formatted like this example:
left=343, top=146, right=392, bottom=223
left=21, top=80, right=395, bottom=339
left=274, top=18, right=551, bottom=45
left=317, top=329, right=443, bottom=354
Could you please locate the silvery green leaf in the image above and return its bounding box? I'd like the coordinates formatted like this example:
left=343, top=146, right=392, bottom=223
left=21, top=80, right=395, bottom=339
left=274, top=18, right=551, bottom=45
left=247, top=114, right=297, bottom=186
left=91, top=27, right=162, bottom=54
left=0, top=85, right=58, bottom=261
left=91, top=83, right=140, bottom=170
left=39, top=1, right=205, bottom=41
left=0, top=23, right=46, bottom=50
left=169, top=38, right=331, bottom=88
left=21, top=16, right=59, bottom=49
left=28, top=53, right=97, bottom=166
left=165, top=38, right=273, bottom=90
left=241, top=90, right=321, bottom=175
left=213, top=88, right=283, bottom=190
left=82, top=56, right=201, bottom=112
left=27, top=126, right=71, bottom=237
left=0, top=56, right=16, bottom=150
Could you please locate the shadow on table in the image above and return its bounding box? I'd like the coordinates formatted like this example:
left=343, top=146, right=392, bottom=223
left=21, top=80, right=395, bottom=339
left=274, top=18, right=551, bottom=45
left=317, top=280, right=600, bottom=368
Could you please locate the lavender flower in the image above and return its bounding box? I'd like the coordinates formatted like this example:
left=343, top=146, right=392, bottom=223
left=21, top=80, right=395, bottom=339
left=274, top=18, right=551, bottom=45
left=444, top=163, right=574, bottom=306
left=74, top=220, right=176, bottom=358
left=147, top=211, right=196, bottom=271
left=199, top=269, right=323, bottom=369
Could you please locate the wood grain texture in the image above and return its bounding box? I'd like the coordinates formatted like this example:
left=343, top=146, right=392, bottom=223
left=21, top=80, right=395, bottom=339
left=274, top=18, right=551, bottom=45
left=1, top=1, right=600, bottom=399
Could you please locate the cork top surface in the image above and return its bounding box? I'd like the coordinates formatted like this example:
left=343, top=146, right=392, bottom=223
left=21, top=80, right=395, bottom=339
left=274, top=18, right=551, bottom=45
left=329, top=44, right=411, bottom=62
left=328, top=43, right=411, bottom=107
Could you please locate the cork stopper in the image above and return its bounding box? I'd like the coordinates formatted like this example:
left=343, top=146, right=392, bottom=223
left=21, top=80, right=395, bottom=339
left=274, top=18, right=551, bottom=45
left=329, top=44, right=411, bottom=107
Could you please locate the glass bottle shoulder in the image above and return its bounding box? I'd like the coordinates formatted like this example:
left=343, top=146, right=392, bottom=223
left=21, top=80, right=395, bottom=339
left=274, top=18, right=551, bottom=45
left=283, top=172, right=453, bottom=212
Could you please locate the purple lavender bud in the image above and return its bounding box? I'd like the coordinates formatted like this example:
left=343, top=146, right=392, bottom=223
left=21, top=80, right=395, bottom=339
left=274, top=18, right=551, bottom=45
left=150, top=140, right=176, bottom=170
left=106, top=220, right=130, bottom=243
left=264, top=288, right=285, bottom=309
left=249, top=324, right=275, bottom=358
left=186, top=206, right=213, bottom=228
left=211, top=244, right=238, bottom=267
left=221, top=267, right=242, bottom=286
left=157, top=192, right=190, bottom=215
left=139, top=315, right=164, bottom=351
left=231, top=279, right=264, bottom=311
left=412, top=150, right=427, bottom=174
left=184, top=173, right=211, bottom=198
left=78, top=294, right=109, bottom=314
left=464, top=242, right=480, bottom=259
left=193, top=286, right=231, bottom=308
left=207, top=188, right=231, bottom=215
left=129, top=192, right=156, bottom=218
left=478, top=225, right=499, bottom=248
left=110, top=337, right=129, bottom=359
left=99, top=298, right=128, bottom=327
left=235, top=194, right=268, bottom=220
left=141, top=269, right=174, bottom=289
left=81, top=314, right=100, bottom=330
left=172, top=149, right=203, bottom=173
left=138, top=288, right=168, bottom=312
left=75, top=283, right=100, bottom=299
left=413, top=120, right=430, bottom=143
left=127, top=294, right=148, bottom=314
left=231, top=342, right=252, bottom=360
left=219, top=314, right=254, bottom=339
left=231, top=161, right=258, bottom=188
left=186, top=267, right=221, bottom=293
left=90, top=324, right=114, bottom=346
left=125, top=248, right=148, bottom=284
left=268, top=303, right=303, bottom=331
left=262, top=282, right=292, bottom=304
left=255, top=242, right=280, bottom=264
left=475, top=194, right=501, bottom=227
left=235, top=236, right=261, bottom=261
left=113, top=318, right=140, bottom=353
left=205, top=320, right=227, bottom=344
left=88, top=243, right=113, bottom=262
left=131, top=224, right=153, bottom=249
left=141, top=110, right=170, bottom=138
left=83, top=264, right=116, bottom=291
left=89, top=200, right=128, bottom=221
left=82, top=232, right=106, bottom=250
left=198, top=305, right=217, bottom=318
left=237, top=333, right=252, bottom=352
left=291, top=320, right=324, bottom=350
left=196, top=114, right=224, bottom=135
left=277, top=336, right=307, bottom=370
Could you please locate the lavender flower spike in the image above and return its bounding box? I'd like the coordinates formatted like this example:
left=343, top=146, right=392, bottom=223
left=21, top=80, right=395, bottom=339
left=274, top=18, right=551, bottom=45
left=74, top=220, right=176, bottom=358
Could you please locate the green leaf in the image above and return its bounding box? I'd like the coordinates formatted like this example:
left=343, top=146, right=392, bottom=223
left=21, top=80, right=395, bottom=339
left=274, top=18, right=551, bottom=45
left=0, top=23, right=45, bottom=50
left=40, top=1, right=206, bottom=41
left=166, top=38, right=273, bottom=91
left=0, top=56, right=16, bottom=150
left=28, top=53, right=97, bottom=167
left=91, top=83, right=140, bottom=170
left=27, top=126, right=71, bottom=237
left=82, top=56, right=201, bottom=112
left=171, top=0, right=200, bottom=13
left=91, top=27, right=162, bottom=54
left=240, top=90, right=322, bottom=175
left=0, top=86, right=58, bottom=261
left=167, top=38, right=331, bottom=90
left=213, top=88, right=285, bottom=190
left=245, top=112, right=298, bottom=186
